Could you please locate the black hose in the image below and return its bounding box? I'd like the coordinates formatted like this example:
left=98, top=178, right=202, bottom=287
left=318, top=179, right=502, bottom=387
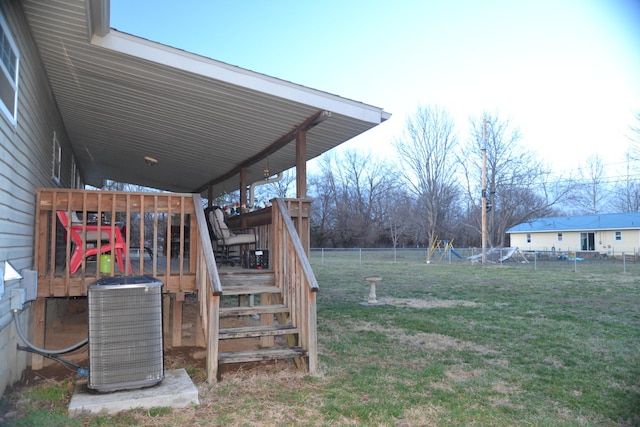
left=17, top=345, right=89, bottom=376
left=17, top=345, right=80, bottom=369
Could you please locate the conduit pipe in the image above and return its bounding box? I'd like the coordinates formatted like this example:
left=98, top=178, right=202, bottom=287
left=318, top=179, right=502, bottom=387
left=248, top=173, right=283, bottom=208
left=12, top=310, right=88, bottom=355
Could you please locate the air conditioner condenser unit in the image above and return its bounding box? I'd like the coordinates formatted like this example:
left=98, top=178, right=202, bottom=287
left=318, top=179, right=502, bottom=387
left=87, top=276, right=164, bottom=392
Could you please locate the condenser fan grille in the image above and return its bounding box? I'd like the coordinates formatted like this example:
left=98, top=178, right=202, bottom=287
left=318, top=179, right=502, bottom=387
left=87, top=276, right=164, bottom=392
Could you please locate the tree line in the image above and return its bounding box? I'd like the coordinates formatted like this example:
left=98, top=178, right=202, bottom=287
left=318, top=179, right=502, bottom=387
left=299, top=106, right=640, bottom=249
left=104, top=106, right=640, bottom=250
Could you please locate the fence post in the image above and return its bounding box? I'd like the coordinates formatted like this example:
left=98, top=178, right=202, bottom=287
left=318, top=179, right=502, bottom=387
left=359, top=248, right=362, bottom=265
left=623, top=252, right=626, bottom=273
left=321, top=248, right=324, bottom=266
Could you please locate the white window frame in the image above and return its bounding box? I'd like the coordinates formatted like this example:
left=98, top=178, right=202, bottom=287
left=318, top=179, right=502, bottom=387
left=70, top=156, right=83, bottom=189
left=615, top=231, right=622, bottom=241
left=52, top=131, right=61, bottom=184
left=557, top=232, right=563, bottom=242
left=71, top=156, right=77, bottom=188
left=0, top=11, right=19, bottom=125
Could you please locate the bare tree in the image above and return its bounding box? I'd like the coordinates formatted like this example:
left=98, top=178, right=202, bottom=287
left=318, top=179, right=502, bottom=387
left=461, top=112, right=570, bottom=247
left=309, top=171, right=335, bottom=247
left=393, top=105, right=460, bottom=248
left=309, top=149, right=397, bottom=247
left=570, top=154, right=610, bottom=214
left=628, top=111, right=640, bottom=160
left=616, top=112, right=640, bottom=213
left=612, top=152, right=640, bottom=212
left=379, top=188, right=415, bottom=248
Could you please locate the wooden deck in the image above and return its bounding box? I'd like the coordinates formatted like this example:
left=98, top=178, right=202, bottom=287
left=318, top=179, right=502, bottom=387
left=33, top=189, right=318, bottom=383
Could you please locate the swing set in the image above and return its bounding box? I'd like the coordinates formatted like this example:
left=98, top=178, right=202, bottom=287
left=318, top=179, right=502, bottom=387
left=427, top=236, right=464, bottom=262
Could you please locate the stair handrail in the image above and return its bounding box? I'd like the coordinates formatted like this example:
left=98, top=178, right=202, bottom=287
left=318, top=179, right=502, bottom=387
left=193, top=195, right=223, bottom=384
left=274, top=199, right=319, bottom=292
left=192, top=195, right=223, bottom=296
left=273, top=198, right=319, bottom=375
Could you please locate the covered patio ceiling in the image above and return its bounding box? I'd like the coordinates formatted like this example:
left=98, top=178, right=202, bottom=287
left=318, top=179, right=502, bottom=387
left=21, top=0, right=389, bottom=196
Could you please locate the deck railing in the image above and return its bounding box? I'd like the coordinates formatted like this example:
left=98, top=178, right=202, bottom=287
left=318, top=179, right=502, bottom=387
left=35, top=188, right=199, bottom=296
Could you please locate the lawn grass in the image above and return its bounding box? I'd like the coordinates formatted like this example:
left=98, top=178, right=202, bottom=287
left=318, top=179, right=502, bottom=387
left=2, top=261, right=639, bottom=426
left=313, top=262, right=640, bottom=426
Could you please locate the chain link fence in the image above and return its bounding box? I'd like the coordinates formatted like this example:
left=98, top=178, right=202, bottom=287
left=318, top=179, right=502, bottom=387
left=309, top=247, right=640, bottom=274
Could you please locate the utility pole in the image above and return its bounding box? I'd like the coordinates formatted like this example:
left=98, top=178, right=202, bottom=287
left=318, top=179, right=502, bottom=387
left=481, top=119, right=487, bottom=266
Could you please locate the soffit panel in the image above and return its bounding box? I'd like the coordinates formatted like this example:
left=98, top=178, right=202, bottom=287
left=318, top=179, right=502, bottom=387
left=22, top=0, right=388, bottom=194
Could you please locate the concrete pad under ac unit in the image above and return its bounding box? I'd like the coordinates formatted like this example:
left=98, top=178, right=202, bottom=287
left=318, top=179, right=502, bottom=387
left=68, top=368, right=199, bottom=417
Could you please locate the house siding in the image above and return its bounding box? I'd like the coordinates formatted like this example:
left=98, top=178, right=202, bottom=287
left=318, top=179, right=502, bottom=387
left=0, top=0, right=73, bottom=396
left=510, top=230, right=640, bottom=255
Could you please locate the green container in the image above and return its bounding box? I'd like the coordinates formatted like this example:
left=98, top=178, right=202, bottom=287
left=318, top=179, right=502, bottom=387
left=99, top=255, right=112, bottom=274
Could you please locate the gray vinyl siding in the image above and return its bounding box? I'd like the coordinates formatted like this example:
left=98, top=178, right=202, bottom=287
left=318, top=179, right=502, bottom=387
left=0, top=0, right=73, bottom=396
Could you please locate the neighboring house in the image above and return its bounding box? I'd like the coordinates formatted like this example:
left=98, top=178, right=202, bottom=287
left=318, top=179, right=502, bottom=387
left=0, top=0, right=389, bottom=396
left=507, top=213, right=640, bottom=255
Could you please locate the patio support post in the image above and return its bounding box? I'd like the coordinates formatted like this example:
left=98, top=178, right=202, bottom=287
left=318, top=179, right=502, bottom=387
left=240, top=167, right=248, bottom=207
left=296, top=131, right=307, bottom=198
left=31, top=298, right=46, bottom=369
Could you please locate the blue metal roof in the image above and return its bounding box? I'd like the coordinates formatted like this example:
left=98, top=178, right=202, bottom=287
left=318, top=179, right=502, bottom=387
left=507, top=212, right=640, bottom=233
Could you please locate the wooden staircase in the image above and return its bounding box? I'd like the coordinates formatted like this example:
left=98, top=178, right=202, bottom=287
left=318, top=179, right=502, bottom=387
left=217, top=269, right=307, bottom=365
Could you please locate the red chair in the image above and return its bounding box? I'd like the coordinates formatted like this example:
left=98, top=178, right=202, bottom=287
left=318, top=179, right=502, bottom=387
left=57, top=211, right=130, bottom=274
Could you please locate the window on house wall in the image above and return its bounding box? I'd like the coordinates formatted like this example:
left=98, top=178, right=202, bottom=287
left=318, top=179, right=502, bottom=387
left=0, top=12, right=19, bottom=125
left=526, top=233, right=531, bottom=243
left=557, top=232, right=563, bottom=242
left=71, top=157, right=77, bottom=188
left=615, top=231, right=622, bottom=241
left=70, top=156, right=82, bottom=189
left=52, top=131, right=61, bottom=184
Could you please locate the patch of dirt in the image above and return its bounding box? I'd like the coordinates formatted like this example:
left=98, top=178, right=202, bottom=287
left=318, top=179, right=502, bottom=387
left=339, top=319, right=500, bottom=356
left=444, top=364, right=484, bottom=381
left=379, top=297, right=479, bottom=309
left=17, top=293, right=277, bottom=387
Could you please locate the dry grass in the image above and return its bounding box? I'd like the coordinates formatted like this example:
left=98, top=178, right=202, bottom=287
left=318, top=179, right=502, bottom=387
left=2, top=262, right=639, bottom=426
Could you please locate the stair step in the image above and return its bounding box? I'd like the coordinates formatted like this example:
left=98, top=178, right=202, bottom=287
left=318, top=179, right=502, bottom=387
left=219, top=270, right=274, bottom=287
left=219, top=324, right=298, bottom=339
left=219, top=347, right=307, bottom=364
left=220, top=304, right=289, bottom=317
left=222, top=284, right=280, bottom=295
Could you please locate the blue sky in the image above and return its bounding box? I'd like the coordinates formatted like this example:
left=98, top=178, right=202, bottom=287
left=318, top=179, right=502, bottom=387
left=111, top=0, right=640, bottom=177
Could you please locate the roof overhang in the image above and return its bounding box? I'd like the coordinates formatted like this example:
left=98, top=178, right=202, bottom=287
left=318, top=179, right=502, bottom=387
left=21, top=0, right=390, bottom=194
